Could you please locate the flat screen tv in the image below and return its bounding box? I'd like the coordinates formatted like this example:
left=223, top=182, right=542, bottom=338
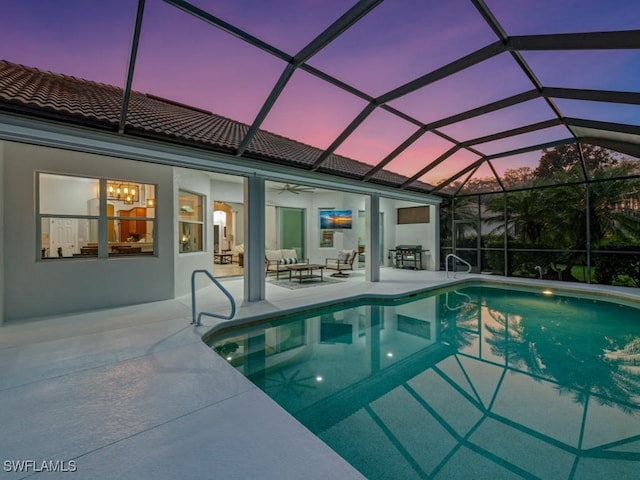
left=319, top=210, right=352, bottom=229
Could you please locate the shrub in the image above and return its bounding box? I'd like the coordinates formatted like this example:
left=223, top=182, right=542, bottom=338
left=593, top=245, right=640, bottom=287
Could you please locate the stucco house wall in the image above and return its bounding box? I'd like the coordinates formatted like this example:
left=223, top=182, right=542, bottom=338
left=2, top=141, right=176, bottom=321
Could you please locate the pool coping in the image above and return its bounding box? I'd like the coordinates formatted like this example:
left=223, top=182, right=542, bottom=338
left=203, top=275, right=640, bottom=342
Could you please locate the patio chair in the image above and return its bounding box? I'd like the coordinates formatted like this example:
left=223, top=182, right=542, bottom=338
left=325, top=250, right=356, bottom=277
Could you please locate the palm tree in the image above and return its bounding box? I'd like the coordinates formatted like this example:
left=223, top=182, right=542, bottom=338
left=480, top=146, right=640, bottom=280
left=588, top=164, right=640, bottom=246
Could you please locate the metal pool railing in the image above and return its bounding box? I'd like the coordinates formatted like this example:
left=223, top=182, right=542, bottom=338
left=445, top=253, right=472, bottom=278
left=191, top=269, right=236, bottom=326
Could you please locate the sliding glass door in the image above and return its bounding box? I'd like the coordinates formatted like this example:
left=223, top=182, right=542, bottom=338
left=278, top=207, right=306, bottom=259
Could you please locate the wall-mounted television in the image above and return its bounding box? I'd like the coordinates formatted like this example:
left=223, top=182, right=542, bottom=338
left=319, top=210, right=353, bottom=229
left=397, top=206, right=430, bottom=224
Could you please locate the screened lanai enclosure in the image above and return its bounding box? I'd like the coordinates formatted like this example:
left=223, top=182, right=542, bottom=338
left=1, top=0, right=639, bottom=286
left=442, top=144, right=640, bottom=286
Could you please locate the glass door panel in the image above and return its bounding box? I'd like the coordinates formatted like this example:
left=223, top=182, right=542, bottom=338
left=278, top=207, right=305, bottom=260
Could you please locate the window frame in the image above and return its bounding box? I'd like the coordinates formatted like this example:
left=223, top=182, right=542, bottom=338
left=178, top=189, right=205, bottom=254
left=36, top=172, right=157, bottom=260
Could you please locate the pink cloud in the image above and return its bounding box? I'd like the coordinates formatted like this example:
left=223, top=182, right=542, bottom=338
left=260, top=69, right=367, bottom=149
left=419, top=149, right=480, bottom=186
left=384, top=132, right=457, bottom=179
left=131, top=0, right=285, bottom=125
left=335, top=108, right=418, bottom=166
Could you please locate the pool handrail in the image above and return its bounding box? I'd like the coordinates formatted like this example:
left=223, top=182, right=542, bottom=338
left=445, top=253, right=472, bottom=278
left=191, top=269, right=236, bottom=326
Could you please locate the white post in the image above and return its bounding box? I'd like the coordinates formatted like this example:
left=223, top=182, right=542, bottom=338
left=432, top=203, right=440, bottom=271
left=244, top=175, right=266, bottom=302
left=366, top=194, right=380, bottom=282
left=0, top=142, right=4, bottom=323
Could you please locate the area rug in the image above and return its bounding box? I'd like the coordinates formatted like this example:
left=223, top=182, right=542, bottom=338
left=268, top=276, right=345, bottom=290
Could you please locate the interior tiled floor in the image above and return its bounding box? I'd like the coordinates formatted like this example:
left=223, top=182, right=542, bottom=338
left=1, top=268, right=639, bottom=479
left=212, top=261, right=244, bottom=278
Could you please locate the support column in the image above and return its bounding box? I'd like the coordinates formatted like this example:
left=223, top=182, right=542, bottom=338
left=244, top=175, right=266, bottom=302
left=503, top=193, right=508, bottom=276
left=433, top=203, right=440, bottom=271
left=585, top=182, right=591, bottom=284
left=366, top=194, right=380, bottom=282
left=0, top=142, right=4, bottom=324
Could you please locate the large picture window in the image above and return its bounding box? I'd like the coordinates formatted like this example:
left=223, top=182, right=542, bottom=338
left=178, top=190, right=204, bottom=253
left=38, top=173, right=156, bottom=259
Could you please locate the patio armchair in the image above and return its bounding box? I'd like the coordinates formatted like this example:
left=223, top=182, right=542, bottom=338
left=325, top=249, right=356, bottom=277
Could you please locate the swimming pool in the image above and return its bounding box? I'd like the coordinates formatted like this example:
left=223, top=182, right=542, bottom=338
left=206, top=284, right=640, bottom=479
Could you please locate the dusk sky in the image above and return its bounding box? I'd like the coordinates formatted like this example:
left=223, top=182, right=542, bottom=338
left=1, top=0, right=638, bottom=187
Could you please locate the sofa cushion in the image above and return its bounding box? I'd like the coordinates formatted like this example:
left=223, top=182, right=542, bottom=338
left=281, top=249, right=298, bottom=259
left=266, top=250, right=283, bottom=262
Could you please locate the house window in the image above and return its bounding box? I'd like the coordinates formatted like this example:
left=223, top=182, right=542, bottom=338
left=38, top=173, right=156, bottom=259
left=179, top=190, right=204, bottom=253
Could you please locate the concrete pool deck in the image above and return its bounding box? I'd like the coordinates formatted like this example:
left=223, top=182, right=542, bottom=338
left=2, top=269, right=640, bottom=479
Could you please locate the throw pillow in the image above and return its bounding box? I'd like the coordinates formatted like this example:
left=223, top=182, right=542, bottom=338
left=337, top=251, right=350, bottom=263
left=279, top=257, right=298, bottom=265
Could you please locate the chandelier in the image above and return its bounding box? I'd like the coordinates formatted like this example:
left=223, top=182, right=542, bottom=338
left=107, top=181, right=139, bottom=205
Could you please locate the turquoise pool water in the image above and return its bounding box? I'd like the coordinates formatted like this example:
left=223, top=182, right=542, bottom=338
left=207, top=284, right=640, bottom=479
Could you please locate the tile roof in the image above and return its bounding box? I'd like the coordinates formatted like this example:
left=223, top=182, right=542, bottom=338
left=0, top=60, right=433, bottom=193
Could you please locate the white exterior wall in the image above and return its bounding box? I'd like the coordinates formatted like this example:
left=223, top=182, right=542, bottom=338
left=342, top=197, right=438, bottom=269
left=393, top=200, right=438, bottom=270
left=212, top=179, right=243, bottom=203
left=2, top=141, right=175, bottom=321
left=174, top=167, right=216, bottom=297
left=0, top=141, right=4, bottom=323
left=308, top=191, right=362, bottom=265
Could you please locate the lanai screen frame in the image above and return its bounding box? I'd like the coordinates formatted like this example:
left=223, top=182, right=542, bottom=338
left=111, top=0, right=640, bottom=194
left=1, top=0, right=640, bottom=281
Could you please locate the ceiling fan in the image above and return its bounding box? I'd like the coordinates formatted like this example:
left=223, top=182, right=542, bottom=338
left=275, top=183, right=316, bottom=194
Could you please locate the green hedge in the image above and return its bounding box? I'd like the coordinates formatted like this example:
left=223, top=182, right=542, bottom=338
left=447, top=239, right=640, bottom=287
left=483, top=239, right=583, bottom=280
left=592, top=245, right=640, bottom=287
